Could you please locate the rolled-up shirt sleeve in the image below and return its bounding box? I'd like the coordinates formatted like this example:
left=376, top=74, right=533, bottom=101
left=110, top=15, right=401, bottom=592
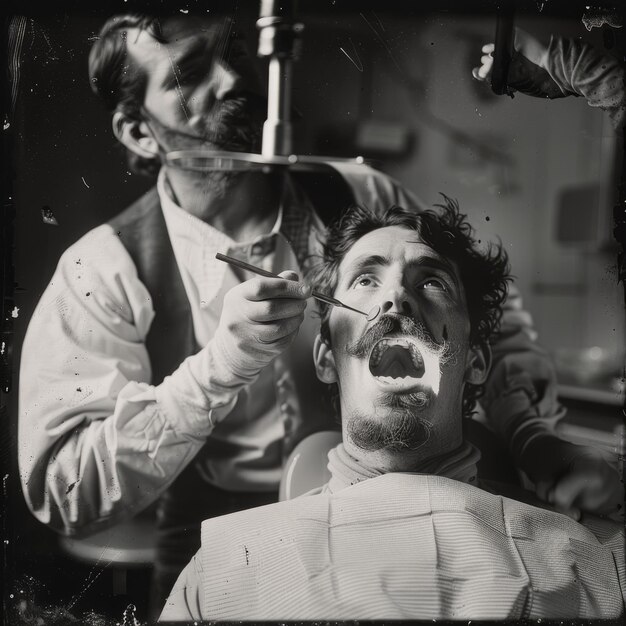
left=18, top=225, right=239, bottom=537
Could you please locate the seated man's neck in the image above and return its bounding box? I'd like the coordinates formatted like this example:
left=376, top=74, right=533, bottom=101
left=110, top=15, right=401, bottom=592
left=165, top=169, right=283, bottom=242
left=344, top=432, right=464, bottom=475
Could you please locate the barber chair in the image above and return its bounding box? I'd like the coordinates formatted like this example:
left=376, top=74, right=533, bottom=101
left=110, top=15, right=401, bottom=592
left=279, top=430, right=342, bottom=500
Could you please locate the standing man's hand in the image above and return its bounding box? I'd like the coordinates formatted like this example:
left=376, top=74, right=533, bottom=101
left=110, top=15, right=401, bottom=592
left=157, top=270, right=311, bottom=434
left=212, top=271, right=311, bottom=380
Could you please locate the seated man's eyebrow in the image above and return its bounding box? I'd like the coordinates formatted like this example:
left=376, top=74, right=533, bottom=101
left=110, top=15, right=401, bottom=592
left=409, top=256, right=459, bottom=287
left=342, top=254, right=391, bottom=277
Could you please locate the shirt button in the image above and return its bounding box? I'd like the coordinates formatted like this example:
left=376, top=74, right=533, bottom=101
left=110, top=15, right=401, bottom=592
left=280, top=402, right=291, bottom=414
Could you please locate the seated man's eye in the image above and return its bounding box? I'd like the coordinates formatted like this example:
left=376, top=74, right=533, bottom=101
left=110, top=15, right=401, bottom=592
left=420, top=278, right=447, bottom=291
left=352, top=274, right=377, bottom=289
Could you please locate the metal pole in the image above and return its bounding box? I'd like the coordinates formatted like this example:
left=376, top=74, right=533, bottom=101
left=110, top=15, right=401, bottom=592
left=257, top=0, right=301, bottom=157
left=264, top=56, right=293, bottom=156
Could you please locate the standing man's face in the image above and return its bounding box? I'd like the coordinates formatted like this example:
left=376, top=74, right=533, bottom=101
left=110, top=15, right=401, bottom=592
left=313, top=226, right=489, bottom=466
left=126, top=16, right=266, bottom=155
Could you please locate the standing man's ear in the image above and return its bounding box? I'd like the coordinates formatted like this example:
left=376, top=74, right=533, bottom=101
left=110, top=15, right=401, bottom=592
left=112, top=111, right=159, bottom=160
left=313, top=334, right=338, bottom=384
left=464, top=343, right=491, bottom=386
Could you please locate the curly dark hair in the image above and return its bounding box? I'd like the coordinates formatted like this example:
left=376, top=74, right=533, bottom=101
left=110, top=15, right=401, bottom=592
left=310, top=198, right=511, bottom=418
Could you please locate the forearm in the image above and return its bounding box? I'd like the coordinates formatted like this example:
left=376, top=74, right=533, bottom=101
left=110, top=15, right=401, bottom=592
left=22, top=385, right=205, bottom=536
left=20, top=328, right=252, bottom=538
left=21, top=334, right=261, bottom=536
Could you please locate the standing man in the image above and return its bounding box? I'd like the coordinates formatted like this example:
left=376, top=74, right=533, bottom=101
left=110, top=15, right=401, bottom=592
left=18, top=10, right=599, bottom=613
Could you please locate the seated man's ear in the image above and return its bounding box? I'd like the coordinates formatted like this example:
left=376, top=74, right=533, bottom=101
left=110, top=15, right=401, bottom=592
left=464, top=343, right=491, bottom=386
left=313, top=334, right=338, bottom=384
left=112, top=111, right=159, bottom=160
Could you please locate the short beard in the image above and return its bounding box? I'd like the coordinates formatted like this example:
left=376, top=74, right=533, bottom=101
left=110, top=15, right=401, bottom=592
left=149, top=95, right=264, bottom=197
left=346, top=402, right=432, bottom=452
left=194, top=95, right=264, bottom=153
left=159, top=94, right=265, bottom=153
left=184, top=169, right=245, bottom=201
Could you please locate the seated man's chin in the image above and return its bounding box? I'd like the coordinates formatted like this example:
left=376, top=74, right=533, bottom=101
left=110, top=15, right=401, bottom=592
left=346, top=410, right=431, bottom=452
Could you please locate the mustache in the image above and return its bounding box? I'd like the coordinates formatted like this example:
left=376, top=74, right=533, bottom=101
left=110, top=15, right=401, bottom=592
left=345, top=313, right=450, bottom=360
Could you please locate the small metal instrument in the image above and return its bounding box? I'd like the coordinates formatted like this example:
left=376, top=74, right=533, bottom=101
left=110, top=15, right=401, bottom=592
left=216, top=252, right=375, bottom=318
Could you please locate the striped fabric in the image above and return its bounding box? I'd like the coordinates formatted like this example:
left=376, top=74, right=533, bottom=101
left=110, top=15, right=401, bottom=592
left=191, top=473, right=624, bottom=620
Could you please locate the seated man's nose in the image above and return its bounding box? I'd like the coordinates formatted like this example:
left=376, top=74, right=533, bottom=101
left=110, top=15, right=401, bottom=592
left=380, top=299, right=413, bottom=317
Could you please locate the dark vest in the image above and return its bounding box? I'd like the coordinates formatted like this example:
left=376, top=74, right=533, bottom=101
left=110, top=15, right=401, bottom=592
left=109, top=187, right=195, bottom=386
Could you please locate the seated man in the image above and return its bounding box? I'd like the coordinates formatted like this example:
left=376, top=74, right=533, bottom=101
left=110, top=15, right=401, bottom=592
left=160, top=201, right=624, bottom=621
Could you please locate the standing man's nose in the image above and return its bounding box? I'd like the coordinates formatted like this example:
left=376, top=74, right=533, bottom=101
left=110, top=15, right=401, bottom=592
left=210, top=60, right=243, bottom=101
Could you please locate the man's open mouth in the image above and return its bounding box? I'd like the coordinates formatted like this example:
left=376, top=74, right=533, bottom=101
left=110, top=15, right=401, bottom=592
left=368, top=337, right=426, bottom=383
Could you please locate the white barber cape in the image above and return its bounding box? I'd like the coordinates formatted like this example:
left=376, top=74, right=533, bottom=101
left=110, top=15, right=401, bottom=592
left=160, top=472, right=625, bottom=621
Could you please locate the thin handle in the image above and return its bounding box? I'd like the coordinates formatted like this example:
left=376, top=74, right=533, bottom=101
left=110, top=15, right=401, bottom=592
left=216, top=253, right=279, bottom=279
left=215, top=253, right=367, bottom=315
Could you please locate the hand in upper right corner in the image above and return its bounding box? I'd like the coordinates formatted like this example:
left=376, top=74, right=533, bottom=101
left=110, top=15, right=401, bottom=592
left=471, top=27, right=625, bottom=127
left=471, top=27, right=569, bottom=98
